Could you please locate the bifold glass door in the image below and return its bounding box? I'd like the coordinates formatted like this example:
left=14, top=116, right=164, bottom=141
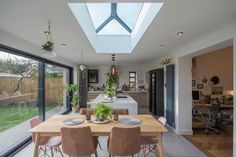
left=0, top=51, right=39, bottom=155
left=45, top=64, right=70, bottom=119
left=0, top=47, right=72, bottom=156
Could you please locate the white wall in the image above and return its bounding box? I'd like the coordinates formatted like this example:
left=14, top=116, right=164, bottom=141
left=192, top=47, right=233, bottom=95
left=87, top=65, right=145, bottom=88
left=0, top=29, right=78, bottom=83
left=118, top=65, right=145, bottom=88
left=87, top=65, right=110, bottom=88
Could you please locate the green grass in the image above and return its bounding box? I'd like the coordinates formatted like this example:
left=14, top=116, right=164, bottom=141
left=0, top=105, right=55, bottom=132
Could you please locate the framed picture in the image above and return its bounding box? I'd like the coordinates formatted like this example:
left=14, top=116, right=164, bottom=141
left=197, top=84, right=203, bottom=89
left=211, top=87, right=223, bottom=95
left=192, top=80, right=196, bottom=86
left=88, top=69, right=98, bottom=83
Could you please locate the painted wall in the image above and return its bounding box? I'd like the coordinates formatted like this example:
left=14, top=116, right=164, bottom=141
left=192, top=47, right=233, bottom=95
left=0, top=29, right=78, bottom=83
left=87, top=65, right=145, bottom=89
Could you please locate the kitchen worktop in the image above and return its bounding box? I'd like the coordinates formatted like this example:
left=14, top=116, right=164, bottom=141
left=88, top=90, right=149, bottom=107
left=90, top=93, right=138, bottom=114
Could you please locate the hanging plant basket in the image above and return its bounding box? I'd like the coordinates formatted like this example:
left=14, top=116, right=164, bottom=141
left=42, top=41, right=54, bottom=52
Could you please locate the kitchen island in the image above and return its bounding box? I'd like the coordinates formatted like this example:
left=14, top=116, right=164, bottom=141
left=90, top=94, right=138, bottom=114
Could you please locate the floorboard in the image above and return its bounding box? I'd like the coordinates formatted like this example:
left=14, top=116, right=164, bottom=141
left=184, top=125, right=233, bottom=157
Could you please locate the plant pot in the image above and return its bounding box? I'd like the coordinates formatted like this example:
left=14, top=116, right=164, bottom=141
left=72, top=106, right=79, bottom=113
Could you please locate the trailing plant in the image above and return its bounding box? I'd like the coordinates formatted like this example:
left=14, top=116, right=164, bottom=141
left=42, top=41, right=54, bottom=52
left=95, top=102, right=112, bottom=121
left=105, top=73, right=118, bottom=98
left=66, top=84, right=80, bottom=107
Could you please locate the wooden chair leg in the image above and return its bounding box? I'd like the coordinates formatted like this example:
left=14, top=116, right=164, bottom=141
left=97, top=140, right=102, bottom=149
left=44, top=147, right=47, bottom=157
left=50, top=147, right=54, bottom=157
left=94, top=151, right=98, bottom=157
left=58, top=146, right=64, bottom=157
left=142, top=146, right=147, bottom=157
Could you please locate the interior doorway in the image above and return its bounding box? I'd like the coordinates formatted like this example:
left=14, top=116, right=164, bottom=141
left=185, top=46, right=233, bottom=157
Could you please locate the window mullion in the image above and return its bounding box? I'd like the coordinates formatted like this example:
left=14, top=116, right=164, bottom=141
left=38, top=61, right=45, bottom=121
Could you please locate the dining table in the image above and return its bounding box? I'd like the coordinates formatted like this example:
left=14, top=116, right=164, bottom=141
left=29, top=114, right=168, bottom=157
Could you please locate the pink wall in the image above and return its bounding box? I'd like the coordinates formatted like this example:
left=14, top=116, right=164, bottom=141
left=192, top=47, right=233, bottom=95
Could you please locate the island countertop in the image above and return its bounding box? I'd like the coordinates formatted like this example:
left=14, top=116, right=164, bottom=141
left=90, top=94, right=138, bottom=114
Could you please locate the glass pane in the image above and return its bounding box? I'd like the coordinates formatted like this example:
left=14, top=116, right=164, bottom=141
left=86, top=3, right=111, bottom=29
left=45, top=64, right=69, bottom=119
left=0, top=51, right=39, bottom=155
left=98, top=19, right=130, bottom=35
left=117, top=3, right=143, bottom=30
left=130, top=72, right=136, bottom=77
left=130, top=78, right=135, bottom=82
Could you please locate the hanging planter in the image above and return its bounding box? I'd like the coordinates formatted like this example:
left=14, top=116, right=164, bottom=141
left=42, top=20, right=55, bottom=54
left=42, top=41, right=54, bottom=52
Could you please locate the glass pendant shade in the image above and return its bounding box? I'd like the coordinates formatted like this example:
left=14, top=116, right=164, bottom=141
left=111, top=65, right=118, bottom=76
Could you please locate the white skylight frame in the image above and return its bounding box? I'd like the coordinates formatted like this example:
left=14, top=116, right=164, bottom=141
left=86, top=3, right=143, bottom=36
left=68, top=3, right=163, bottom=53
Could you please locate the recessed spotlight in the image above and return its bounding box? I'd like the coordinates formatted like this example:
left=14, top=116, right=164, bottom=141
left=177, top=31, right=184, bottom=36
left=61, top=43, right=66, bottom=46
left=160, top=44, right=166, bottom=48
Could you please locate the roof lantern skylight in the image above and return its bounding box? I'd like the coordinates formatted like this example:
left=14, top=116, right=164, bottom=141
left=86, top=3, right=143, bottom=35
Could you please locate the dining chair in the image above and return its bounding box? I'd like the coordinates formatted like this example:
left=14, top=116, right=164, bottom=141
left=113, top=108, right=129, bottom=115
left=107, top=126, right=141, bottom=157
left=79, top=107, right=95, bottom=115
left=60, top=126, right=98, bottom=157
left=30, top=117, right=64, bottom=157
left=79, top=107, right=103, bottom=150
left=140, top=116, right=167, bottom=157
left=193, top=104, right=220, bottom=134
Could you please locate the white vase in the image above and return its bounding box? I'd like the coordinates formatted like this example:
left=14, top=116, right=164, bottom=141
left=104, top=94, right=108, bottom=100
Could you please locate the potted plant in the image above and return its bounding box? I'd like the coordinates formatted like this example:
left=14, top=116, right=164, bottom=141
left=95, top=102, right=112, bottom=121
left=66, top=84, right=80, bottom=112
left=42, top=41, right=54, bottom=52
left=104, top=73, right=118, bottom=100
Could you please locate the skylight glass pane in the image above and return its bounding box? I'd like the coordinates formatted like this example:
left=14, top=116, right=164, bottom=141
left=117, top=3, right=143, bottom=30
left=97, top=19, right=130, bottom=35
left=86, top=3, right=111, bottom=29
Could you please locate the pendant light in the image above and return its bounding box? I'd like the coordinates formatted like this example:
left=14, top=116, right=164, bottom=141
left=111, top=54, right=118, bottom=76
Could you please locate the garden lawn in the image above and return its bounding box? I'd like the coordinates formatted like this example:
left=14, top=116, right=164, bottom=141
left=0, top=105, right=55, bottom=132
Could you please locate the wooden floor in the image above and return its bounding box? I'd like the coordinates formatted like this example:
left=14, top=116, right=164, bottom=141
left=184, top=125, right=233, bottom=157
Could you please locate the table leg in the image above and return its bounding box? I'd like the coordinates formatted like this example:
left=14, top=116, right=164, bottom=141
left=157, top=133, right=164, bottom=157
left=33, top=132, right=40, bottom=157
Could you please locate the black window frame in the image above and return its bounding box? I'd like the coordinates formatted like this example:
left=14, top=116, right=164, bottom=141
left=129, top=71, right=137, bottom=87
left=0, top=44, right=73, bottom=157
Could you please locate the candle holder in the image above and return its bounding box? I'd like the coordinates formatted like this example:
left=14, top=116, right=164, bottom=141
left=86, top=112, right=91, bottom=121
left=112, top=111, right=119, bottom=121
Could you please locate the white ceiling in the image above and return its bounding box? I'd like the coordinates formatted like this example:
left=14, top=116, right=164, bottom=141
left=0, top=0, right=236, bottom=65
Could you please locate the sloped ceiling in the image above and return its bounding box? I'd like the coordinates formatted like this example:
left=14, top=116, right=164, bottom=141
left=0, top=0, right=236, bottom=65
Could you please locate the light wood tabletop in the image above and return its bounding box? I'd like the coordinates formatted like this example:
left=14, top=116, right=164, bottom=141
left=29, top=114, right=168, bottom=157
